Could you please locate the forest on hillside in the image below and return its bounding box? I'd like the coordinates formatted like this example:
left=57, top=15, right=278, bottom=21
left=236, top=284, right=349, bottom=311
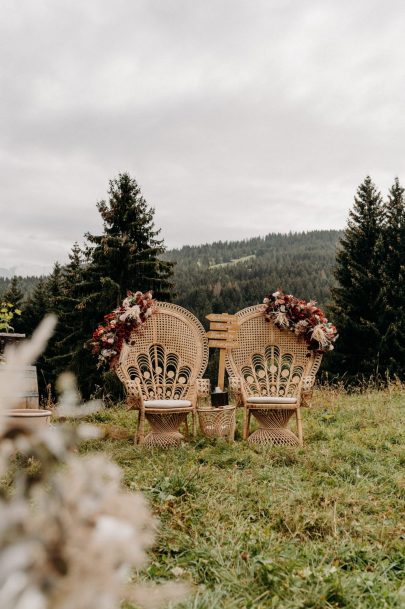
left=0, top=230, right=341, bottom=323
left=165, top=230, right=341, bottom=325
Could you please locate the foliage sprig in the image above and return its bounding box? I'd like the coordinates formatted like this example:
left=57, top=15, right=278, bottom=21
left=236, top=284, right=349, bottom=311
left=0, top=301, right=21, bottom=333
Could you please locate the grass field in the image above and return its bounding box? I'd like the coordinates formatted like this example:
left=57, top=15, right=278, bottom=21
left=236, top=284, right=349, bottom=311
left=81, top=387, right=405, bottom=609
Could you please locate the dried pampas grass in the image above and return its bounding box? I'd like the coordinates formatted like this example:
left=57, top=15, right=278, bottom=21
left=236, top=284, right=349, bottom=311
left=0, top=319, right=188, bottom=609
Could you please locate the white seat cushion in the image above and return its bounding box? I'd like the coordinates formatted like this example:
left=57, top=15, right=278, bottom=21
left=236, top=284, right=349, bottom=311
left=247, top=396, right=297, bottom=404
left=144, top=399, right=192, bottom=408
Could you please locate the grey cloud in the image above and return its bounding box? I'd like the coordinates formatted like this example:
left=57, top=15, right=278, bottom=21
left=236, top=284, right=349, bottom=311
left=1, top=0, right=404, bottom=273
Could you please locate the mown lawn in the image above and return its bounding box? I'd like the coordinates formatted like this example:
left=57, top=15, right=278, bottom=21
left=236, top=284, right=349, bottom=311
left=82, top=388, right=405, bottom=609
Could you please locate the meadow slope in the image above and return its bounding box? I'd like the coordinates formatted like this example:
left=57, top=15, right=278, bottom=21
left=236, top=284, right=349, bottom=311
left=81, top=388, right=405, bottom=609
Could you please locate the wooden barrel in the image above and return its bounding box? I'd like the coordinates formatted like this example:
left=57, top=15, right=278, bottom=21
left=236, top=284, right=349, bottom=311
left=0, top=365, right=39, bottom=409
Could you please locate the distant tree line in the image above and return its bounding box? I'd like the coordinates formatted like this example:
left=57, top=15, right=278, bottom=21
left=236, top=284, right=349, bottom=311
left=165, top=230, right=341, bottom=323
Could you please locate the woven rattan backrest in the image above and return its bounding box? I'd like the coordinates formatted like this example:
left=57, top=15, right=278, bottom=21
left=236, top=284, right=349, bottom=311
left=115, top=302, right=209, bottom=401
left=225, top=305, right=322, bottom=398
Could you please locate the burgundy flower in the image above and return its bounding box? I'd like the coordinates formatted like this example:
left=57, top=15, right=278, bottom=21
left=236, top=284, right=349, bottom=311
left=90, top=290, right=156, bottom=369
left=261, top=289, right=338, bottom=353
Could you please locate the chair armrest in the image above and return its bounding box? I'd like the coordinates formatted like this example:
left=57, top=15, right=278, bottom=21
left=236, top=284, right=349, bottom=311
left=228, top=376, right=244, bottom=407
left=195, top=379, right=211, bottom=408
left=196, top=378, right=211, bottom=397
left=125, top=379, right=144, bottom=411
left=300, top=375, right=315, bottom=408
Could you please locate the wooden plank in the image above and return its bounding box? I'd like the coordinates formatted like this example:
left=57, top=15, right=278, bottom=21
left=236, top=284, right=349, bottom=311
left=218, top=349, right=226, bottom=390
left=209, top=321, right=239, bottom=331
left=206, top=313, right=235, bottom=322
left=206, top=330, right=238, bottom=340
left=208, top=340, right=239, bottom=349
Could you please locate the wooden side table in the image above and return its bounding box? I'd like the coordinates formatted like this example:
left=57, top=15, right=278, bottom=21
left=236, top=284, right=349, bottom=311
left=197, top=404, right=236, bottom=441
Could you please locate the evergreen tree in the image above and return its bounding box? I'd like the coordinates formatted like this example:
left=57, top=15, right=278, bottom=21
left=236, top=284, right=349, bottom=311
left=23, top=278, right=50, bottom=337
left=3, top=276, right=24, bottom=309
left=48, top=244, right=88, bottom=383
left=46, top=263, right=64, bottom=313
left=379, top=178, right=405, bottom=378
left=40, top=263, right=65, bottom=392
left=330, top=176, right=385, bottom=381
left=3, top=276, right=24, bottom=332
left=65, top=173, right=174, bottom=397
left=21, top=277, right=52, bottom=398
left=84, top=172, right=174, bottom=310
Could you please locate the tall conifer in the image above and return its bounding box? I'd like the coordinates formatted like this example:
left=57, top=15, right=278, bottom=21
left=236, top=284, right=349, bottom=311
left=331, top=176, right=384, bottom=380
left=379, top=178, right=405, bottom=378
left=3, top=276, right=24, bottom=332
left=65, top=173, right=174, bottom=396
left=48, top=244, right=89, bottom=383
left=23, top=278, right=50, bottom=337
left=84, top=172, right=173, bottom=310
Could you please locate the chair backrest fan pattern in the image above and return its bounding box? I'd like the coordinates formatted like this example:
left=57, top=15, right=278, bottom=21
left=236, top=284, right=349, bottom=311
left=116, top=302, right=209, bottom=401
left=226, top=306, right=322, bottom=398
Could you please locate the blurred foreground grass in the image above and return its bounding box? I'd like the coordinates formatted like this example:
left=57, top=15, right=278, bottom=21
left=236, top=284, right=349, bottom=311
left=49, top=388, right=405, bottom=607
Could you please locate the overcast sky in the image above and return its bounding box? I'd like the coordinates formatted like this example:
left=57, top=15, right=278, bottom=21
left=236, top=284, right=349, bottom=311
left=1, top=0, right=404, bottom=275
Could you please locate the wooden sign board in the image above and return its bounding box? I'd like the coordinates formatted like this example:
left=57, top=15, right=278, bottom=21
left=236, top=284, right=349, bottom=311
left=206, top=312, right=239, bottom=389
left=206, top=330, right=238, bottom=340
left=208, top=340, right=239, bottom=350
left=209, top=321, right=239, bottom=331
left=206, top=313, right=235, bottom=322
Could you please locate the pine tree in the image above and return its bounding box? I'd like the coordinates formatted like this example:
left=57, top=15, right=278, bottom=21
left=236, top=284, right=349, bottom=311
left=47, top=244, right=89, bottom=383
left=3, top=276, right=24, bottom=309
left=62, top=174, right=174, bottom=397
left=379, top=178, right=405, bottom=378
left=84, top=172, right=174, bottom=311
left=40, top=264, right=65, bottom=391
left=46, top=263, right=64, bottom=312
left=3, top=276, right=24, bottom=332
left=23, top=278, right=50, bottom=337
left=330, top=176, right=385, bottom=381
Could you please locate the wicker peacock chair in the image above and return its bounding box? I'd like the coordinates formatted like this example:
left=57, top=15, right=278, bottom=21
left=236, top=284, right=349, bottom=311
left=115, top=302, right=209, bottom=448
left=226, top=305, right=323, bottom=446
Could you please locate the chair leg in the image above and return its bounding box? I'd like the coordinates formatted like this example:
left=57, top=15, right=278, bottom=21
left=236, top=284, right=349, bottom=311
left=296, top=408, right=303, bottom=446
left=192, top=410, right=197, bottom=437
left=137, top=410, right=145, bottom=445
left=229, top=410, right=236, bottom=442
left=184, top=416, right=190, bottom=438
left=243, top=407, right=250, bottom=440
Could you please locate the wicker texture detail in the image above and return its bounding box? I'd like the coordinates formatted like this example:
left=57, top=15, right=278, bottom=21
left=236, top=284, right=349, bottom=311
left=196, top=378, right=211, bottom=398
left=115, top=302, right=209, bottom=447
left=249, top=409, right=299, bottom=446
left=225, top=305, right=323, bottom=446
left=197, top=405, right=236, bottom=441
left=143, top=412, right=189, bottom=448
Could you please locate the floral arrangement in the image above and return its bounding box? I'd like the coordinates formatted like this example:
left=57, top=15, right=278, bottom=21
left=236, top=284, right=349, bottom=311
left=260, top=290, right=338, bottom=353
left=91, top=291, right=156, bottom=368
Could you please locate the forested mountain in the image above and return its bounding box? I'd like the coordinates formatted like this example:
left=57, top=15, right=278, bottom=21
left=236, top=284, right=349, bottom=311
left=165, top=230, right=342, bottom=325
left=1, top=230, right=341, bottom=326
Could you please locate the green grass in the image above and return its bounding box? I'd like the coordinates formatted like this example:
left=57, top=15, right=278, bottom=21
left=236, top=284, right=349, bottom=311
left=76, top=389, right=404, bottom=607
